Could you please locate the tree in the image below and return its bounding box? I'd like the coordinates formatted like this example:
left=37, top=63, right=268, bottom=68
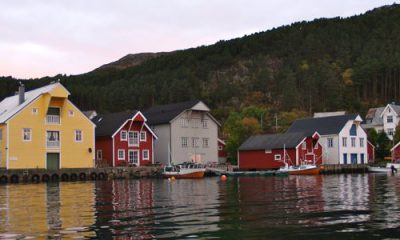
left=375, top=131, right=391, bottom=160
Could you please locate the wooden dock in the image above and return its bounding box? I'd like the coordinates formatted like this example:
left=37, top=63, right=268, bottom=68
left=320, top=164, right=368, bottom=174
left=0, top=166, right=162, bottom=184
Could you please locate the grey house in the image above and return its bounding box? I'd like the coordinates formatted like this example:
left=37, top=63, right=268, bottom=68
left=144, top=100, right=220, bottom=165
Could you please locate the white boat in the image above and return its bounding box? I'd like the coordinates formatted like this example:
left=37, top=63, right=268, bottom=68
left=277, top=144, right=320, bottom=175
left=162, top=163, right=206, bottom=179
left=368, top=166, right=391, bottom=173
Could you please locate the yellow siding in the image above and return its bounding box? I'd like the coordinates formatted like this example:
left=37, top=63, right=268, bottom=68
left=6, top=86, right=95, bottom=169
left=0, top=123, right=6, bottom=168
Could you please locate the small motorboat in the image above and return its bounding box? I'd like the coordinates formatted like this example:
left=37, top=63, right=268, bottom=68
left=162, top=163, right=206, bottom=179
left=278, top=164, right=321, bottom=175
left=368, top=166, right=391, bottom=173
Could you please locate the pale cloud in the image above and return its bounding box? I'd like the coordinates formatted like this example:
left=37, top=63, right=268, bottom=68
left=0, top=0, right=398, bottom=78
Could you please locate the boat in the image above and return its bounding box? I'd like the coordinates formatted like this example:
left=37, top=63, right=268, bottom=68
left=277, top=144, right=320, bottom=175
left=368, top=163, right=400, bottom=173
left=162, top=163, right=206, bottom=179
left=212, top=170, right=288, bottom=177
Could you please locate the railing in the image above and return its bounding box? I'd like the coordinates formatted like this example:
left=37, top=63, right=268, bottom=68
left=47, top=141, right=60, bottom=148
left=46, top=115, right=60, bottom=124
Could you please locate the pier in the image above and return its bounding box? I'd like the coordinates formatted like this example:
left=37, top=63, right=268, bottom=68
left=321, top=164, right=368, bottom=174
left=0, top=166, right=162, bottom=184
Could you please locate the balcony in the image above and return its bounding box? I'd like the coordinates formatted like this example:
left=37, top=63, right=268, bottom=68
left=46, top=115, right=60, bottom=124
left=47, top=141, right=60, bottom=149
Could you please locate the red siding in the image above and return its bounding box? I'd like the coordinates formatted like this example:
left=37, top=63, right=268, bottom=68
left=95, top=137, right=113, bottom=167
left=113, top=119, right=154, bottom=167
left=297, top=138, right=323, bottom=166
left=218, top=141, right=227, bottom=158
left=368, top=142, right=375, bottom=162
left=392, top=145, right=400, bottom=162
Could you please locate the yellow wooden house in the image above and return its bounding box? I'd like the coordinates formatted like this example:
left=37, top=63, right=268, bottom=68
left=0, top=82, right=95, bottom=169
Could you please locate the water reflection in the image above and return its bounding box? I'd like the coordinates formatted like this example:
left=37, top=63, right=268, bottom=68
left=0, top=175, right=400, bottom=239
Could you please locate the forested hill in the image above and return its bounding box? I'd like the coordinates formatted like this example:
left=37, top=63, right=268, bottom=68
left=1, top=4, right=400, bottom=123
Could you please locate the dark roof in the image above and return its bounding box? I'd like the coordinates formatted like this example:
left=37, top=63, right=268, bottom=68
left=92, top=111, right=138, bottom=137
left=239, top=132, right=307, bottom=151
left=287, top=114, right=358, bottom=135
left=143, top=100, right=200, bottom=125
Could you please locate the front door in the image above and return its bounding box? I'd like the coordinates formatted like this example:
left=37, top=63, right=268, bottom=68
left=128, top=150, right=139, bottom=165
left=351, top=154, right=358, bottom=164
left=360, top=154, right=365, bottom=164
left=343, top=153, right=347, bottom=164
left=47, top=153, right=60, bottom=170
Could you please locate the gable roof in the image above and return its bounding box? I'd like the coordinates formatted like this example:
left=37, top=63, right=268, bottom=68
left=92, top=111, right=138, bottom=137
left=238, top=132, right=308, bottom=151
left=143, top=100, right=207, bottom=125
left=381, top=104, right=400, bottom=117
left=287, top=114, right=359, bottom=135
left=0, top=82, right=67, bottom=123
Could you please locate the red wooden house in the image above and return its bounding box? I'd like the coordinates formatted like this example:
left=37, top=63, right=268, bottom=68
left=238, top=131, right=323, bottom=170
left=92, top=111, right=158, bottom=167
left=391, top=141, right=400, bottom=163
left=218, top=138, right=227, bottom=163
left=368, top=140, right=375, bottom=163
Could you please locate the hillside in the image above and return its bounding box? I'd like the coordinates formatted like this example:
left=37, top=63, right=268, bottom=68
left=1, top=4, right=400, bottom=124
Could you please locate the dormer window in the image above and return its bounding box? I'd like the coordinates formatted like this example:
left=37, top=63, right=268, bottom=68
left=387, top=116, right=393, bottom=123
left=46, top=107, right=60, bottom=124
left=349, top=124, right=357, bottom=136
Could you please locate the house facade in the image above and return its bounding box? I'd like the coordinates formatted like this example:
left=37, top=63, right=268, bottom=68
left=380, top=104, right=400, bottom=140
left=287, top=114, right=368, bottom=165
left=92, top=111, right=157, bottom=167
left=238, top=132, right=322, bottom=170
left=0, top=82, right=95, bottom=169
left=391, top=142, right=400, bottom=163
left=144, top=100, right=220, bottom=165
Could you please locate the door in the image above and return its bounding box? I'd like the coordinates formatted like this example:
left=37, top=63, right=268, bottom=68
left=351, top=154, right=358, bottom=164
left=46, top=153, right=60, bottom=170
left=360, top=154, right=365, bottom=164
left=343, top=153, right=347, bottom=164
left=128, top=150, right=139, bottom=165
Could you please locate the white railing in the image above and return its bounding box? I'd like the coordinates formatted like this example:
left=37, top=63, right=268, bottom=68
left=47, top=141, right=60, bottom=148
left=46, top=115, right=60, bottom=124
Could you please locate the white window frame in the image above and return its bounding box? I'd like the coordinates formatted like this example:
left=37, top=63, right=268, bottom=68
left=387, top=115, right=393, bottom=123
left=274, top=154, right=281, bottom=161
left=265, top=149, right=272, bottom=154
left=181, top=137, right=188, bottom=148
left=140, top=131, right=147, bottom=142
left=351, top=137, right=356, bottom=148
left=142, top=149, right=149, bottom=160
left=97, top=150, right=102, bottom=160
left=327, top=138, right=333, bottom=148
left=302, top=142, right=306, bottom=150
left=181, top=118, right=188, bottom=128
left=68, top=110, right=74, bottom=117
left=128, top=131, right=139, bottom=146
left=388, top=128, right=394, bottom=136
left=202, top=138, right=209, bottom=148
left=23, top=128, right=32, bottom=142
left=46, top=130, right=60, bottom=149
left=342, top=137, right=347, bottom=147
left=120, top=130, right=127, bottom=141
left=202, top=119, right=208, bottom=128
left=32, top=108, right=38, bottom=115
left=128, top=149, right=139, bottom=164
left=75, top=129, right=83, bottom=142
left=218, top=145, right=223, bottom=151
left=360, top=138, right=365, bottom=148
left=192, top=137, right=200, bottom=148
left=191, top=118, right=200, bottom=128
left=118, top=149, right=125, bottom=160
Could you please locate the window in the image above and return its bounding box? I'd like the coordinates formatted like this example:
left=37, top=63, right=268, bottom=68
left=46, top=131, right=60, bottom=148
left=265, top=149, right=272, bottom=154
left=351, top=137, right=356, bottom=147
left=274, top=154, right=281, bottom=161
left=140, top=131, right=146, bottom=141
left=327, top=138, right=333, bottom=148
left=97, top=150, right=102, bottom=160
left=68, top=110, right=74, bottom=117
left=218, top=145, right=223, bottom=151
left=32, top=108, right=38, bottom=115
left=181, top=137, right=188, bottom=148
left=75, top=130, right=82, bottom=142
left=387, top=115, right=393, bottom=123
left=349, top=124, right=357, bottom=136
left=360, top=138, right=365, bottom=148
left=128, top=131, right=139, bottom=146
left=202, top=138, right=209, bottom=148
left=342, top=137, right=347, bottom=147
left=202, top=119, right=208, bottom=128
left=142, top=150, right=149, bottom=160
left=302, top=142, right=306, bottom=150
left=180, top=118, right=188, bottom=127
left=388, top=128, right=394, bottom=136
left=191, top=118, right=199, bottom=128
left=118, top=149, right=125, bottom=160
left=46, top=107, right=60, bottom=124
left=120, top=131, right=127, bottom=141
left=192, top=137, right=200, bottom=148
left=23, top=128, right=32, bottom=141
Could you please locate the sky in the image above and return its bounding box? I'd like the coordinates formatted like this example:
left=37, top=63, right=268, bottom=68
left=0, top=0, right=398, bottom=79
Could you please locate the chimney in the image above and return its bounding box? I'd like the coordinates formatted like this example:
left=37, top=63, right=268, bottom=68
left=18, top=82, right=25, bottom=105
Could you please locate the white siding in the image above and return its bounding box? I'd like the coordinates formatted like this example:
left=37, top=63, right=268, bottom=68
left=338, top=120, right=368, bottom=164
left=382, top=106, right=399, bottom=140
left=320, top=135, right=340, bottom=164
left=151, top=124, right=170, bottom=164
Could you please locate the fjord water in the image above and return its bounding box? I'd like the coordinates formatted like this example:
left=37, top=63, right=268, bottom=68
left=0, top=175, right=400, bottom=239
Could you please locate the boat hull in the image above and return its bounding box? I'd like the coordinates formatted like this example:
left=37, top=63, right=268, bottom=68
left=162, top=170, right=205, bottom=179
left=368, top=166, right=391, bottom=173
left=287, top=167, right=320, bottom=175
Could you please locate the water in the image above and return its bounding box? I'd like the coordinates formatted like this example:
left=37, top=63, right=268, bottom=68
left=1, top=174, right=400, bottom=239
